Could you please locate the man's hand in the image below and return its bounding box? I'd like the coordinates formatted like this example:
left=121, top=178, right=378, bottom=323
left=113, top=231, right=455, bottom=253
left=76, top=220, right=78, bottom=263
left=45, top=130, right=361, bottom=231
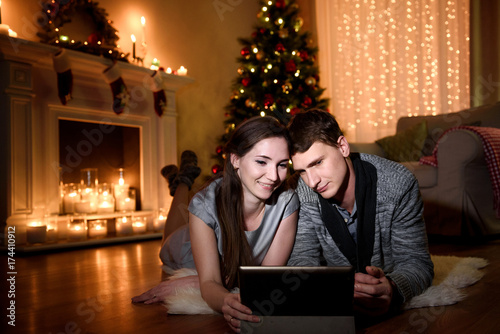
left=353, top=266, right=393, bottom=317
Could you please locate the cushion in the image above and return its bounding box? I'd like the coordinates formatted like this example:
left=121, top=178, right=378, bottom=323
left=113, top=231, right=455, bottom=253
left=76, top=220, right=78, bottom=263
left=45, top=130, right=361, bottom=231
left=376, top=120, right=428, bottom=162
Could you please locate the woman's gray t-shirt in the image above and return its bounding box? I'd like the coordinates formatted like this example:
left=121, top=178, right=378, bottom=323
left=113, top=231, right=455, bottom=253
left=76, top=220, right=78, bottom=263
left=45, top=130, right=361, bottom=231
left=160, top=178, right=299, bottom=268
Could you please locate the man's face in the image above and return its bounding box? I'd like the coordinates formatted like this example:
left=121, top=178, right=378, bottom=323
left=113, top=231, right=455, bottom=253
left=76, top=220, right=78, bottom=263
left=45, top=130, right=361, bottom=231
left=291, top=138, right=350, bottom=201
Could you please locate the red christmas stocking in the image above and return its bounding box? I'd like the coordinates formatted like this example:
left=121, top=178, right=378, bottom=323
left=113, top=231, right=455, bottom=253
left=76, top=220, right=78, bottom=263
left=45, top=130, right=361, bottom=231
left=150, top=71, right=167, bottom=117
left=102, top=63, right=130, bottom=115
left=52, top=49, right=73, bottom=105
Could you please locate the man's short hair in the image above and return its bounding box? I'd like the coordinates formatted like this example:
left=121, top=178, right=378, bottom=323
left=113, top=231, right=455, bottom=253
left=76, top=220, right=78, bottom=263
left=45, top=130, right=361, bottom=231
left=287, top=109, right=344, bottom=155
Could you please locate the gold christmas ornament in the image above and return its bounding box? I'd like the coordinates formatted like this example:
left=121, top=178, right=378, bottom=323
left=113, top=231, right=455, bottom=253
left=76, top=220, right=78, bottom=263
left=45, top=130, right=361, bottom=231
left=294, top=17, right=304, bottom=32
left=305, top=76, right=317, bottom=86
left=282, top=81, right=293, bottom=93
left=279, top=29, right=289, bottom=39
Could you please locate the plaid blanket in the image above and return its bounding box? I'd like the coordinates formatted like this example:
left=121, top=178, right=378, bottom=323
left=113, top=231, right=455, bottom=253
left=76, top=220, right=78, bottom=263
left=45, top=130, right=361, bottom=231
left=420, top=126, right=500, bottom=217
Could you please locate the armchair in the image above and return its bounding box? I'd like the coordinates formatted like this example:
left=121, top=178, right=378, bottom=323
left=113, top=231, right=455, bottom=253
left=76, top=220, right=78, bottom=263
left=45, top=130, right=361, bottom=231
left=349, top=102, right=500, bottom=237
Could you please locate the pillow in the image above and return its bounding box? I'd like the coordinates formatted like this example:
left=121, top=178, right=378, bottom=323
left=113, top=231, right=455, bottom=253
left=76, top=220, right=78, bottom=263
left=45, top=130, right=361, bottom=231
left=375, top=120, right=428, bottom=162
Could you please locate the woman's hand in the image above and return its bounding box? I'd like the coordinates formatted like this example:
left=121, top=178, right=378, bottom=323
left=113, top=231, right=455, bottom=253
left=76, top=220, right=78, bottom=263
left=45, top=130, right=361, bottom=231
left=131, top=275, right=199, bottom=304
left=221, top=293, right=260, bottom=333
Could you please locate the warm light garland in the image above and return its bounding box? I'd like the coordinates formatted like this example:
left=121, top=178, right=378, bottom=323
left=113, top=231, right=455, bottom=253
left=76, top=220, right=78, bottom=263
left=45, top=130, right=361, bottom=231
left=316, top=0, right=470, bottom=142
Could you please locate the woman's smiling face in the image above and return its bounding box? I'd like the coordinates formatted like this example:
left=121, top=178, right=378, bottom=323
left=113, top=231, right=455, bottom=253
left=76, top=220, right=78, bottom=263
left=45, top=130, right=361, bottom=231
left=231, top=136, right=290, bottom=203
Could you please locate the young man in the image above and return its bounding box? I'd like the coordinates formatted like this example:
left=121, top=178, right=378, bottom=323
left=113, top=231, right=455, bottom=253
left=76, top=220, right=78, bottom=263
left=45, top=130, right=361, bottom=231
left=287, top=109, right=433, bottom=317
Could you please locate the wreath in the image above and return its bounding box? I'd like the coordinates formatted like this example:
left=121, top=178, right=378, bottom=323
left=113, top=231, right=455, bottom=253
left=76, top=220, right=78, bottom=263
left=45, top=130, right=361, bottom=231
left=37, top=0, right=129, bottom=62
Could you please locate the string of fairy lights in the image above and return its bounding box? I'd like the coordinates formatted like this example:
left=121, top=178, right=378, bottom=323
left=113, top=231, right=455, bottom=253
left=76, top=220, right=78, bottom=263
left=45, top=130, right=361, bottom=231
left=318, top=0, right=470, bottom=142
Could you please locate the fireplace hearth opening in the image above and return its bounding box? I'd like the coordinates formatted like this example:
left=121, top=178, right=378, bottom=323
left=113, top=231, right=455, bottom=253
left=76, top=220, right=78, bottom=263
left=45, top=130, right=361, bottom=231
left=58, top=119, right=142, bottom=211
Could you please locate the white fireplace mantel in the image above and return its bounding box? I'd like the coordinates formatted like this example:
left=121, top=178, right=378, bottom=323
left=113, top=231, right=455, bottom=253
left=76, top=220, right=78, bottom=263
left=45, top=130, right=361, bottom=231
left=0, top=35, right=193, bottom=230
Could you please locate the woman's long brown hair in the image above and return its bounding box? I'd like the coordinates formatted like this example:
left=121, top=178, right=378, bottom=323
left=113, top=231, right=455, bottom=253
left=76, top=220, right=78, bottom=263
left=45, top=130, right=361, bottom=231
left=216, top=116, right=291, bottom=289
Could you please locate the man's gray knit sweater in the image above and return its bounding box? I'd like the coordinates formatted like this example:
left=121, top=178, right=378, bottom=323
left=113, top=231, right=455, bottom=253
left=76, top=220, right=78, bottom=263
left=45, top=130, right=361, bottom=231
left=287, top=153, right=434, bottom=303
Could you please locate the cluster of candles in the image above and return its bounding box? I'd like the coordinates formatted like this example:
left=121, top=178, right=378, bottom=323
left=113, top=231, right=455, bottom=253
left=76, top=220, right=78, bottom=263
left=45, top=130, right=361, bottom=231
left=24, top=209, right=167, bottom=245
left=61, top=168, right=137, bottom=215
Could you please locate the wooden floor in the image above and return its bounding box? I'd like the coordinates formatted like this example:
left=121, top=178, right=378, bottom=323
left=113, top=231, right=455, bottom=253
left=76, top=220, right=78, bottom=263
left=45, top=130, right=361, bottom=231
left=2, top=236, right=500, bottom=334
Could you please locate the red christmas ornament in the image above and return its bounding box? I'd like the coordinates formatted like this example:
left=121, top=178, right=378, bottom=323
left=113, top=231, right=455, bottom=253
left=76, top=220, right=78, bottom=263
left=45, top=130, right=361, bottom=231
left=216, top=145, right=224, bottom=155
left=290, top=107, right=301, bottom=115
left=275, top=43, right=285, bottom=53
left=240, top=47, right=251, bottom=58
left=259, top=28, right=266, bottom=35
left=276, top=0, right=286, bottom=9
left=299, top=51, right=309, bottom=61
left=241, top=77, right=251, bottom=87
left=263, top=94, right=274, bottom=108
left=301, top=96, right=312, bottom=108
left=285, top=59, right=296, bottom=73
left=87, top=32, right=102, bottom=45
left=212, top=164, right=223, bottom=175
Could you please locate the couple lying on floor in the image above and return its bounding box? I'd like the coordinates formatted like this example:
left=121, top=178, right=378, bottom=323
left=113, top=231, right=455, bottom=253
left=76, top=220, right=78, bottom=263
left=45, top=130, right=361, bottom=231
left=132, top=110, right=434, bottom=333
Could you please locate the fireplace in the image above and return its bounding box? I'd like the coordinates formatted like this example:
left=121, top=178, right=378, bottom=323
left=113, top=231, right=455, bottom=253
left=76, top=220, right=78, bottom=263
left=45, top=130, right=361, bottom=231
left=0, top=35, right=193, bottom=248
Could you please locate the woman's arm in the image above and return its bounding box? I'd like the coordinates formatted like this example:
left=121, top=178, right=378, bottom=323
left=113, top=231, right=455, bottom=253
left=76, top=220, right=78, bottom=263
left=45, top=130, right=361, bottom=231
left=189, top=213, right=259, bottom=331
left=261, top=210, right=298, bottom=265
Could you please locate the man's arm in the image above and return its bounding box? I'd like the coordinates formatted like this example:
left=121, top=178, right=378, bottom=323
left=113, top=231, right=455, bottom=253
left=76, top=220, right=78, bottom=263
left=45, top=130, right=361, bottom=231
left=385, top=176, right=434, bottom=304
left=287, top=179, right=322, bottom=266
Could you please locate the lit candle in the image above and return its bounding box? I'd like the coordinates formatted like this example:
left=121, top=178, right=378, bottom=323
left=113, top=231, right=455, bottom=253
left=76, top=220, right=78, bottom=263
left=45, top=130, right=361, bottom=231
left=68, top=222, right=87, bottom=241
left=97, top=196, right=115, bottom=213
left=88, top=220, right=107, bottom=238
left=132, top=217, right=147, bottom=234
left=26, top=222, right=47, bottom=244
left=57, top=216, right=70, bottom=240
left=78, top=188, right=97, bottom=213
left=153, top=209, right=167, bottom=232
left=116, top=196, right=135, bottom=211
left=166, top=67, right=172, bottom=74
left=46, top=220, right=58, bottom=242
left=150, top=58, right=160, bottom=70
left=141, top=16, right=146, bottom=46
left=177, top=66, right=188, bottom=76
left=131, top=34, right=136, bottom=59
left=75, top=200, right=92, bottom=213
left=116, top=216, right=133, bottom=235
left=0, top=1, right=11, bottom=37
left=63, top=190, right=78, bottom=214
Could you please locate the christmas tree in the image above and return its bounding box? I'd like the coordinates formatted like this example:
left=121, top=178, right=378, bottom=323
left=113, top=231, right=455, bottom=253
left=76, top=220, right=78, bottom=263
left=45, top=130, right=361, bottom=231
left=213, top=0, right=328, bottom=174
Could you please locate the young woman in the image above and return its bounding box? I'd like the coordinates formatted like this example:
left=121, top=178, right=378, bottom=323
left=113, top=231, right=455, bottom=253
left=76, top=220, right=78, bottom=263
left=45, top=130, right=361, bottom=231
left=132, top=116, right=299, bottom=332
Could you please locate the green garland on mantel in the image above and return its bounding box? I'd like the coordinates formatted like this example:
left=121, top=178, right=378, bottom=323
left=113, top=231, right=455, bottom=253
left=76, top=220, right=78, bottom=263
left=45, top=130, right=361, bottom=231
left=37, top=0, right=129, bottom=62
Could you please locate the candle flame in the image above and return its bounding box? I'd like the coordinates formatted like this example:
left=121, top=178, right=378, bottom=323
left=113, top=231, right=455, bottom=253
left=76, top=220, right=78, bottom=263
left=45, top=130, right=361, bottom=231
left=141, top=16, right=146, bottom=26
left=131, top=34, right=136, bottom=42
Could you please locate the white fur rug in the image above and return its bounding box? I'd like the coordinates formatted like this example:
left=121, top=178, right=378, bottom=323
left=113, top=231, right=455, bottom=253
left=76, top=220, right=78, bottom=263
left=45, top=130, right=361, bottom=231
left=403, top=255, right=488, bottom=309
left=161, top=267, right=217, bottom=315
left=161, top=255, right=488, bottom=314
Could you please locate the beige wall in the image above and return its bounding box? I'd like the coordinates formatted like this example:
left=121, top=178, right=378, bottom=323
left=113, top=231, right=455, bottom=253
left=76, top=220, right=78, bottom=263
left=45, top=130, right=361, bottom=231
left=3, top=0, right=316, bottom=182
